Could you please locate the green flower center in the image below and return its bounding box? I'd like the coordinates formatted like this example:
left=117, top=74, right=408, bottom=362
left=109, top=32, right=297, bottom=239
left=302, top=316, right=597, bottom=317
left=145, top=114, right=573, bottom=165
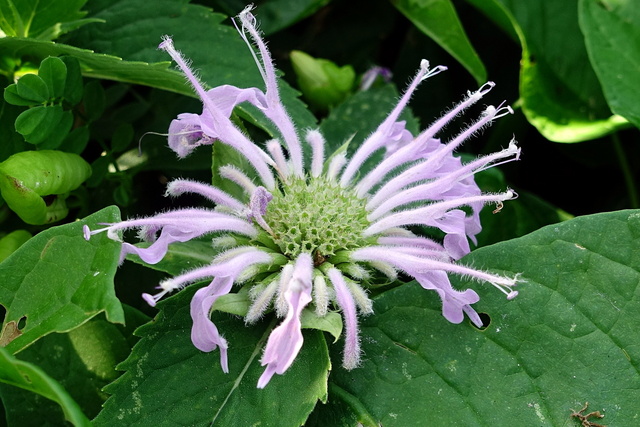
left=264, top=176, right=370, bottom=261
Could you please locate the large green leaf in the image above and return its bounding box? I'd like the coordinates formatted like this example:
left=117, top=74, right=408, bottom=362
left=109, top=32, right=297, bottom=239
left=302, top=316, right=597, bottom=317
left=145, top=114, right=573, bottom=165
left=321, top=209, right=640, bottom=425
left=0, top=346, right=89, bottom=426
left=94, top=284, right=330, bottom=426
left=0, top=206, right=124, bottom=354
left=579, top=0, right=640, bottom=129
left=467, top=0, right=629, bottom=142
left=0, top=37, right=190, bottom=95
left=0, top=306, right=149, bottom=425
left=391, top=0, right=486, bottom=84
left=69, top=0, right=317, bottom=131
left=0, top=0, right=100, bottom=40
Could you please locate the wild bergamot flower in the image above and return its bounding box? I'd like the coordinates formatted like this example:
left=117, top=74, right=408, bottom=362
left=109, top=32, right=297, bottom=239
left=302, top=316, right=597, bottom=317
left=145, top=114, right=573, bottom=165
left=84, top=6, right=520, bottom=388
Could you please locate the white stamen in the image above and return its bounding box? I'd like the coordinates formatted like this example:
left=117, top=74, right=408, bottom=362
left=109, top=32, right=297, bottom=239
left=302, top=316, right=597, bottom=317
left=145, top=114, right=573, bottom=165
left=327, top=153, right=347, bottom=181
left=313, top=274, right=330, bottom=317
left=306, top=129, right=325, bottom=178
left=275, top=264, right=294, bottom=317
left=246, top=279, right=280, bottom=323
left=266, top=140, right=290, bottom=179
left=421, top=64, right=447, bottom=81
left=345, top=280, right=373, bottom=315
left=219, top=165, right=257, bottom=195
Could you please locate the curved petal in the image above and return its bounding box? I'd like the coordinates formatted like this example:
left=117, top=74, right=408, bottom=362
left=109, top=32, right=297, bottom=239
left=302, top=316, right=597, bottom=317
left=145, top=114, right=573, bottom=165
left=416, top=270, right=482, bottom=327
left=168, top=113, right=213, bottom=158
left=190, top=276, right=234, bottom=372
left=327, top=268, right=361, bottom=370
left=258, top=254, right=313, bottom=388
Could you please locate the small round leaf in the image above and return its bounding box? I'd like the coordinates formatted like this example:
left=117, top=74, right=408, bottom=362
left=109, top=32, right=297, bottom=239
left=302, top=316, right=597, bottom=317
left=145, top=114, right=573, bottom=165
left=4, top=84, right=37, bottom=106
left=15, top=74, right=50, bottom=103
left=38, top=57, right=67, bottom=100
left=14, top=105, right=70, bottom=145
left=83, top=80, right=106, bottom=122
left=111, top=123, right=134, bottom=153
left=61, top=56, right=83, bottom=105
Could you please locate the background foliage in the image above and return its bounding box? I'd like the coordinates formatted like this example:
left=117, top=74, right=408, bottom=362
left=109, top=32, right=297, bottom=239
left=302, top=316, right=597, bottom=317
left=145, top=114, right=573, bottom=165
left=1, top=0, right=638, bottom=425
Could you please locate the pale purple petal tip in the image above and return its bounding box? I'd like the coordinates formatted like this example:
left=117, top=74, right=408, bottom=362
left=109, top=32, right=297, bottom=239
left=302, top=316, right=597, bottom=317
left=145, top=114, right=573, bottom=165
left=463, top=305, right=483, bottom=328
left=258, top=255, right=313, bottom=387
left=219, top=344, right=229, bottom=373
left=257, top=365, right=276, bottom=389
left=190, top=277, right=234, bottom=373
left=360, top=66, right=392, bottom=91
left=328, top=268, right=361, bottom=370
left=83, top=225, right=91, bottom=241
left=158, top=35, right=172, bottom=50
left=141, top=293, right=157, bottom=307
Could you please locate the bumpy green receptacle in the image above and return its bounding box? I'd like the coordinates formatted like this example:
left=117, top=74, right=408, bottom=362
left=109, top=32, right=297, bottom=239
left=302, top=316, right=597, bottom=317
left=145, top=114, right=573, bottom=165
left=264, top=176, right=370, bottom=259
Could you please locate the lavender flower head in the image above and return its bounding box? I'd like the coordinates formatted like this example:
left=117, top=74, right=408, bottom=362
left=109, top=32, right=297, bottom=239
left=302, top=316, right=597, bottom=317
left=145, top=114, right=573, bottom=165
left=84, top=6, right=521, bottom=388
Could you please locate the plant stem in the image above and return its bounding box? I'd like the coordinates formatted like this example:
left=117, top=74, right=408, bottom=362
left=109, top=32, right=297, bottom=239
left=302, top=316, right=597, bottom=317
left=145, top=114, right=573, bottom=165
left=612, top=133, right=639, bottom=208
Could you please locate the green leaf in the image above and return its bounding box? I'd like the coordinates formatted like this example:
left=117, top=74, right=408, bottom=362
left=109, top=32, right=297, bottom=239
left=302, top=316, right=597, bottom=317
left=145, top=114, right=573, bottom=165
left=60, top=125, right=90, bottom=154
left=14, top=104, right=73, bottom=146
left=325, top=210, right=640, bottom=425
left=110, top=123, right=134, bottom=153
left=1, top=7, right=316, bottom=138
left=300, top=309, right=343, bottom=343
left=69, top=0, right=317, bottom=131
left=61, top=56, right=83, bottom=104
left=291, top=50, right=355, bottom=110
left=94, top=285, right=330, bottom=426
left=82, top=79, right=105, bottom=122
left=0, top=37, right=193, bottom=97
left=391, top=0, right=487, bottom=84
left=0, top=229, right=31, bottom=262
left=0, top=81, right=29, bottom=162
left=0, top=206, right=124, bottom=354
left=492, top=0, right=629, bottom=142
left=0, top=347, right=90, bottom=427
left=0, top=0, right=101, bottom=40
left=15, top=72, right=49, bottom=102
left=0, top=307, right=148, bottom=424
left=519, top=50, right=628, bottom=142
left=38, top=56, right=67, bottom=99
left=579, top=0, right=640, bottom=129
left=3, top=83, right=36, bottom=106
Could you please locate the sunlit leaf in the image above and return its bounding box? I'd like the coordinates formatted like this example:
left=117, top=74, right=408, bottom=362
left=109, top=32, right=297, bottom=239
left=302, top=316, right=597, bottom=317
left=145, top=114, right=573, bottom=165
left=0, top=0, right=101, bottom=40
left=392, top=0, right=486, bottom=84
left=0, top=206, right=123, bottom=353
left=579, top=0, right=640, bottom=129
